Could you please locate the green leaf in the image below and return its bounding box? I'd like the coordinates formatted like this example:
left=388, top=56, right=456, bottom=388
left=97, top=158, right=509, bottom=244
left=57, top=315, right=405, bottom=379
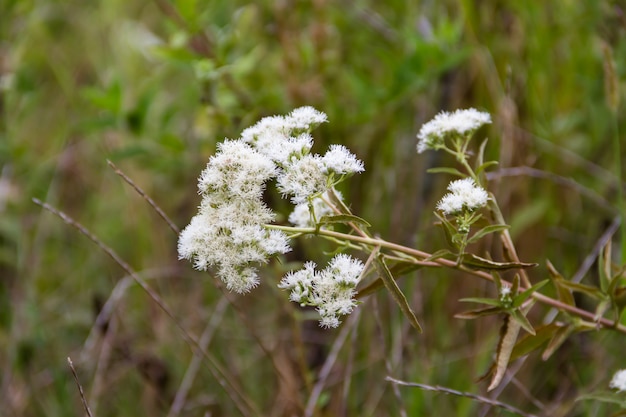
left=488, top=315, right=521, bottom=391
left=434, top=212, right=457, bottom=248
left=509, top=309, right=536, bottom=335
left=491, top=271, right=503, bottom=292
left=460, top=297, right=502, bottom=307
left=546, top=260, right=576, bottom=307
left=318, top=214, right=371, bottom=228
left=599, top=241, right=612, bottom=293
left=577, top=392, right=626, bottom=406
left=513, top=279, right=549, bottom=308
left=511, top=323, right=562, bottom=360
left=475, top=138, right=488, bottom=172
left=356, top=262, right=422, bottom=299
left=594, top=299, right=611, bottom=322
left=557, top=280, right=605, bottom=300
left=460, top=253, right=538, bottom=271
left=426, top=167, right=465, bottom=177
left=424, top=249, right=455, bottom=262
left=542, top=324, right=575, bottom=360
left=374, top=256, right=423, bottom=332
left=466, top=224, right=510, bottom=244
left=475, top=160, right=499, bottom=175
left=455, top=306, right=503, bottom=319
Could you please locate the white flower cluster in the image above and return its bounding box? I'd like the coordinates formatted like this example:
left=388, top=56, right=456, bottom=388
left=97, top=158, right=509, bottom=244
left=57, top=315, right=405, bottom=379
left=278, top=254, right=365, bottom=328
left=610, top=369, right=626, bottom=392
left=437, top=178, right=489, bottom=215
left=178, top=107, right=364, bottom=293
left=417, top=108, right=491, bottom=153
left=178, top=140, right=290, bottom=293
left=241, top=107, right=364, bottom=204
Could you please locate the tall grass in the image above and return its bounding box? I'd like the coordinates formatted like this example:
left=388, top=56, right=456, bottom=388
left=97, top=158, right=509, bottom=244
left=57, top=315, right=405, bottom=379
left=2, top=1, right=625, bottom=416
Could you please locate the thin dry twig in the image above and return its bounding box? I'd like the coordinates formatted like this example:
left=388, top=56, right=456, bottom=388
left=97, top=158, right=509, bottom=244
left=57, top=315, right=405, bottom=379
left=386, top=376, right=539, bottom=417
left=168, top=297, right=229, bottom=417
left=33, top=198, right=260, bottom=417
left=304, top=309, right=362, bottom=417
left=107, top=160, right=180, bottom=234
left=67, top=357, right=94, bottom=417
left=486, top=166, right=615, bottom=213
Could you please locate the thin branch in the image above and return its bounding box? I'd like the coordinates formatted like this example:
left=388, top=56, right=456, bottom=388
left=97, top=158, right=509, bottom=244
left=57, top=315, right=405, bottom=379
left=168, top=297, right=229, bottom=417
left=107, top=160, right=180, bottom=234
left=67, top=357, right=94, bottom=417
left=386, top=376, right=539, bottom=417
left=267, top=224, right=626, bottom=334
left=33, top=198, right=260, bottom=417
left=304, top=309, right=361, bottom=417
left=486, top=166, right=615, bottom=213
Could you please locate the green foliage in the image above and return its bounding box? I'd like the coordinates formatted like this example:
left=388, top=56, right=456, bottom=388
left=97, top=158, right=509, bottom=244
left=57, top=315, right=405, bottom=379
left=2, top=0, right=626, bottom=416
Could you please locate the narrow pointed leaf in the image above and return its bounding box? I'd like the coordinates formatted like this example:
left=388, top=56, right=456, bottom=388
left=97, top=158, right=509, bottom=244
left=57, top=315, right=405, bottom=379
left=546, top=260, right=576, bottom=306
left=434, top=212, right=457, bottom=248
left=375, top=256, right=423, bottom=332
left=509, top=309, right=536, bottom=335
left=356, top=262, right=422, bottom=299
left=424, top=249, right=455, bottom=262
left=460, top=297, right=502, bottom=307
left=475, top=160, right=499, bottom=175
left=455, top=306, right=503, bottom=319
left=599, top=240, right=612, bottom=292
left=467, top=224, right=510, bottom=244
left=557, top=280, right=605, bottom=300
left=488, top=315, right=522, bottom=391
left=318, top=214, right=371, bottom=228
left=461, top=253, right=537, bottom=271
left=513, top=279, right=549, bottom=308
left=491, top=271, right=503, bottom=292
left=511, top=274, right=520, bottom=296
left=594, top=299, right=611, bottom=322
left=542, top=324, right=575, bottom=361
left=426, top=167, right=465, bottom=177
left=476, top=138, right=489, bottom=172
left=511, top=323, right=562, bottom=360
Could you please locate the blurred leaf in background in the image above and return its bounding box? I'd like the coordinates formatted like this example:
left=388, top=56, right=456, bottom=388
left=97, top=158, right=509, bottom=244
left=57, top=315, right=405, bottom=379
left=1, top=0, right=625, bottom=415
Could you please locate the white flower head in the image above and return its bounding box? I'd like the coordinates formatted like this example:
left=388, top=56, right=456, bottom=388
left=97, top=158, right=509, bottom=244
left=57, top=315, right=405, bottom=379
left=437, top=178, right=489, bottom=215
left=276, top=154, right=327, bottom=204
left=321, top=144, right=364, bottom=175
left=279, top=254, right=364, bottom=328
left=285, top=106, right=328, bottom=132
left=610, top=369, right=626, bottom=392
left=278, top=261, right=316, bottom=303
left=198, top=140, right=276, bottom=200
left=417, top=108, right=491, bottom=153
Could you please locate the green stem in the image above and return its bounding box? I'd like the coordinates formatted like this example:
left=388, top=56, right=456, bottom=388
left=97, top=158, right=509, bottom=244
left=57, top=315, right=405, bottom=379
left=266, top=223, right=626, bottom=334
left=612, top=114, right=625, bottom=263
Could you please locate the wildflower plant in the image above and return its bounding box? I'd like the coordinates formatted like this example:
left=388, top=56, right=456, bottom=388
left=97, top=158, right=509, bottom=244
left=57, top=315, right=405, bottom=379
left=178, top=106, right=626, bottom=399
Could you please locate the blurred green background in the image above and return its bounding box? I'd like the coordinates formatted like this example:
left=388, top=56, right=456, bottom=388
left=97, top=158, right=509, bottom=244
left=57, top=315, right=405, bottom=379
left=2, top=0, right=626, bottom=416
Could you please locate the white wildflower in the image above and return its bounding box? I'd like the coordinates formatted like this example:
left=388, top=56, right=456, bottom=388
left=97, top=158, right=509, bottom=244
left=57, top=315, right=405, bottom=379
left=178, top=137, right=290, bottom=294
left=437, top=178, right=489, bottom=215
left=417, top=108, right=491, bottom=153
left=276, top=154, right=327, bottom=204
left=265, top=133, right=314, bottom=165
left=279, top=254, right=365, bottom=328
left=198, top=140, right=276, bottom=200
left=278, top=261, right=316, bottom=303
left=321, top=144, right=364, bottom=175
left=240, top=107, right=327, bottom=161
left=610, top=369, right=626, bottom=392
left=288, top=190, right=343, bottom=228
left=285, top=106, right=328, bottom=132
left=240, top=115, right=290, bottom=145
